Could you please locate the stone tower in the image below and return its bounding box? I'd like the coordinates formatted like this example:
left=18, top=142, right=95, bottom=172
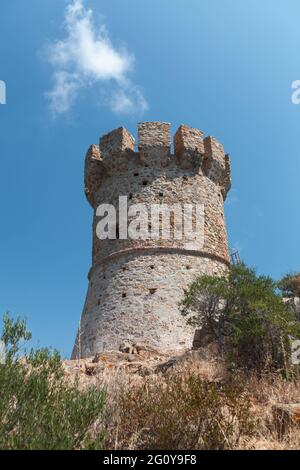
left=72, top=122, right=231, bottom=358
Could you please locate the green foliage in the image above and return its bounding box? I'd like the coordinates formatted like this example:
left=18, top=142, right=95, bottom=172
left=0, top=314, right=105, bottom=450
left=1, top=313, right=31, bottom=361
left=278, top=273, right=300, bottom=298
left=181, top=264, right=300, bottom=372
left=107, top=374, right=255, bottom=450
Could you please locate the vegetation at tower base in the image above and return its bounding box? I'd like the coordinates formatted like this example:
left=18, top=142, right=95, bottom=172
left=180, top=264, right=300, bottom=373
left=0, top=314, right=105, bottom=450
left=2, top=264, right=300, bottom=450
left=0, top=315, right=257, bottom=451
left=2, top=310, right=300, bottom=450
left=104, top=375, right=256, bottom=450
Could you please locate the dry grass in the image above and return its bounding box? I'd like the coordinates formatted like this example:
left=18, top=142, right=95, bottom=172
left=64, top=351, right=300, bottom=450
left=240, top=371, right=300, bottom=449
left=103, top=372, right=256, bottom=450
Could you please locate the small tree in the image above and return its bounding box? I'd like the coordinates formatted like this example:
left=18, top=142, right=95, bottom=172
left=0, top=314, right=106, bottom=450
left=278, top=273, right=300, bottom=298
left=181, top=264, right=300, bottom=372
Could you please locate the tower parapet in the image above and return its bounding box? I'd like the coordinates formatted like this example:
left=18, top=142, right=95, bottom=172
left=138, top=122, right=171, bottom=166
left=73, top=122, right=232, bottom=358
left=85, top=123, right=231, bottom=206
left=100, top=126, right=135, bottom=157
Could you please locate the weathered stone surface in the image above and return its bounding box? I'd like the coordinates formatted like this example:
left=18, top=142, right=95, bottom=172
left=138, top=122, right=171, bottom=149
left=84, top=144, right=103, bottom=206
left=203, top=136, right=232, bottom=199
left=100, top=127, right=135, bottom=158
left=138, top=122, right=171, bottom=166
left=72, top=122, right=232, bottom=359
left=174, top=124, right=204, bottom=170
left=64, top=348, right=226, bottom=385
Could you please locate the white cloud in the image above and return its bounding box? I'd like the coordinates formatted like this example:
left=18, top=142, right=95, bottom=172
left=47, top=71, right=81, bottom=115
left=45, top=0, right=148, bottom=115
left=110, top=87, right=148, bottom=114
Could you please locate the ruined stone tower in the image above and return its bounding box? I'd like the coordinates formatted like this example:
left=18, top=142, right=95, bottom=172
left=72, top=122, right=231, bottom=358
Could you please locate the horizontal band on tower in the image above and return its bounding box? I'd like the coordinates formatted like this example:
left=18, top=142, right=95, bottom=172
left=88, top=247, right=231, bottom=280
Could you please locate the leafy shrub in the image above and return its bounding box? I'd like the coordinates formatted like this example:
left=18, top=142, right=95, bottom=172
left=0, top=314, right=105, bottom=450
left=278, top=273, right=300, bottom=298
left=181, top=264, right=300, bottom=373
left=105, top=374, right=255, bottom=450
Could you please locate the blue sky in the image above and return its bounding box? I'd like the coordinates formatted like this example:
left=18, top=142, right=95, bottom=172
left=0, top=0, right=300, bottom=357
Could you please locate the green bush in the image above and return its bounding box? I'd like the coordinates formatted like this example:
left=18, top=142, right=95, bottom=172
left=181, top=264, right=300, bottom=373
left=106, top=374, right=255, bottom=450
left=0, top=314, right=105, bottom=450
left=278, top=273, right=300, bottom=298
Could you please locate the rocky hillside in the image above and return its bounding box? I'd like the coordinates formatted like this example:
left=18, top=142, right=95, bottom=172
left=63, top=343, right=300, bottom=450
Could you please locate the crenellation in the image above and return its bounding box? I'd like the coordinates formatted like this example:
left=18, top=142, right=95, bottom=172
left=138, top=122, right=171, bottom=148
left=174, top=124, right=204, bottom=154
left=174, top=124, right=205, bottom=170
left=203, top=136, right=229, bottom=189
left=100, top=127, right=135, bottom=158
left=221, top=154, right=232, bottom=199
left=97, top=127, right=137, bottom=177
left=138, top=122, right=171, bottom=166
left=85, top=123, right=231, bottom=204
left=84, top=144, right=103, bottom=206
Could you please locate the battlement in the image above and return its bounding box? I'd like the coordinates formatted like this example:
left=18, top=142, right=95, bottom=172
left=84, top=144, right=102, bottom=206
left=84, top=122, right=231, bottom=205
left=174, top=124, right=205, bottom=170
left=100, top=127, right=135, bottom=158
left=138, top=122, right=171, bottom=166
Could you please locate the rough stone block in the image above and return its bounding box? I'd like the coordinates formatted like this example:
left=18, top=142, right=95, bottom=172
left=138, top=122, right=171, bottom=166
left=100, top=127, right=135, bottom=159
left=203, top=136, right=228, bottom=188
left=174, top=124, right=204, bottom=170
left=138, top=122, right=171, bottom=149
left=84, top=144, right=103, bottom=206
left=174, top=124, right=204, bottom=155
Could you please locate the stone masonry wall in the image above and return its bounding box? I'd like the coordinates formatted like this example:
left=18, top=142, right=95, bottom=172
left=72, top=122, right=231, bottom=358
